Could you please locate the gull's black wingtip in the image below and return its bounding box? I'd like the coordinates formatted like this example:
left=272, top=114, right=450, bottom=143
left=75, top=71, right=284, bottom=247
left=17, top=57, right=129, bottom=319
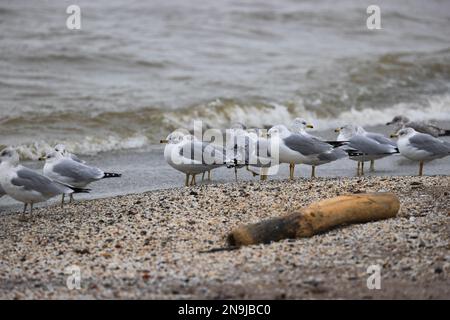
left=103, top=172, right=122, bottom=178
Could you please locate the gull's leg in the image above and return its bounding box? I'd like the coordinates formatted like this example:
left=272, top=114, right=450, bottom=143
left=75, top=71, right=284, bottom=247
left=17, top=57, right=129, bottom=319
left=361, top=161, right=365, bottom=176
left=201, top=172, right=205, bottom=181
left=289, top=163, right=294, bottom=180
left=234, top=166, right=238, bottom=182
left=185, top=174, right=190, bottom=187
left=19, top=203, right=28, bottom=221
left=260, top=167, right=268, bottom=181
left=208, top=170, right=211, bottom=181
left=370, top=160, right=375, bottom=172
left=419, top=161, right=424, bottom=176
left=61, top=194, right=65, bottom=208
left=356, top=161, right=361, bottom=176
left=30, top=203, right=34, bottom=215
left=69, top=194, right=74, bottom=203
left=311, top=165, right=316, bottom=178
left=190, top=174, right=196, bottom=186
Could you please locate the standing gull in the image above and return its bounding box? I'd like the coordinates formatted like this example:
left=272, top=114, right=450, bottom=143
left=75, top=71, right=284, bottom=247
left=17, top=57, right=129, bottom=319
left=42, top=151, right=121, bottom=204
left=335, top=125, right=398, bottom=176
left=386, top=116, right=450, bottom=137
left=161, top=132, right=228, bottom=186
left=291, top=118, right=347, bottom=178
left=357, top=126, right=397, bottom=171
left=393, top=128, right=450, bottom=176
left=244, top=128, right=274, bottom=181
left=0, top=148, right=89, bottom=219
left=268, top=125, right=340, bottom=180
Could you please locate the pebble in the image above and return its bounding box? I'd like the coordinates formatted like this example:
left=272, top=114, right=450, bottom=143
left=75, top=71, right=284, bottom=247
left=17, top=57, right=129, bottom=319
left=0, top=176, right=449, bottom=299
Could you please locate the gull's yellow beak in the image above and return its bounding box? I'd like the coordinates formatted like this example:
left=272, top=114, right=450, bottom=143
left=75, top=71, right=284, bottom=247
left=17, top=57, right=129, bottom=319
left=334, top=128, right=341, bottom=133
left=160, top=139, right=169, bottom=144
left=306, top=124, right=314, bottom=129
left=390, top=133, right=398, bottom=138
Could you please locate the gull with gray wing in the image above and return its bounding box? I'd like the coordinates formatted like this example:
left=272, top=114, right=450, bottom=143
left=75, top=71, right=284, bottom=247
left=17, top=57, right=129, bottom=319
left=291, top=118, right=347, bottom=178
left=335, top=125, right=398, bottom=176
left=387, top=115, right=450, bottom=137
left=161, top=132, right=229, bottom=186
left=0, top=148, right=89, bottom=219
left=268, top=124, right=342, bottom=179
left=394, top=127, right=450, bottom=176
left=43, top=151, right=121, bottom=204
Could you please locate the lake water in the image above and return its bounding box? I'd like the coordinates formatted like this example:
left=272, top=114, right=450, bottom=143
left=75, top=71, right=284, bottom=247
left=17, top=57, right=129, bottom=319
left=1, top=0, right=450, bottom=159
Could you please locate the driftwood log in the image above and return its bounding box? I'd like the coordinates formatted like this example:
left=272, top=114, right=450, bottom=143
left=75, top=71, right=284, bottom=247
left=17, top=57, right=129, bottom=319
left=227, top=192, right=400, bottom=247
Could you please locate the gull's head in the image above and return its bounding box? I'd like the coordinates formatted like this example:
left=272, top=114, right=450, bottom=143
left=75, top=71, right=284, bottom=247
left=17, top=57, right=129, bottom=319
left=0, top=147, right=19, bottom=166
left=386, top=115, right=409, bottom=125
left=291, top=118, right=314, bottom=133
left=393, top=127, right=415, bottom=139
left=268, top=124, right=289, bottom=138
left=42, top=151, right=64, bottom=162
left=161, top=131, right=185, bottom=144
left=335, top=124, right=358, bottom=139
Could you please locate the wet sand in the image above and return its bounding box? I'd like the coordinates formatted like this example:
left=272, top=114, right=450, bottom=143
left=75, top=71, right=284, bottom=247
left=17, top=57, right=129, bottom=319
left=0, top=176, right=449, bottom=299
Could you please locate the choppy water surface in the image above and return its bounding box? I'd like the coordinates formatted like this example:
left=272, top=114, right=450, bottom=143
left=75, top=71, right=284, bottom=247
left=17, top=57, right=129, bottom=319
left=1, top=0, right=450, bottom=158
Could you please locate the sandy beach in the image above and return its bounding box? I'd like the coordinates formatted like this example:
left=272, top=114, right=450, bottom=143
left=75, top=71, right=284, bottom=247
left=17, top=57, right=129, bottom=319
left=1, top=175, right=449, bottom=299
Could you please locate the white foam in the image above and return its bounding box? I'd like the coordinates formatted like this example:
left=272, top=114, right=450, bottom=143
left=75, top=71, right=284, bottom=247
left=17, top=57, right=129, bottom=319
left=312, top=94, right=450, bottom=130
left=12, top=134, right=149, bottom=160
left=165, top=94, right=450, bottom=133
left=9, top=95, right=450, bottom=160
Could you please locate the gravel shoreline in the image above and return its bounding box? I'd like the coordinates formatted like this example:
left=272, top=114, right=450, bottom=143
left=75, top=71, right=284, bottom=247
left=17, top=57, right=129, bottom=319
left=0, top=176, right=449, bottom=299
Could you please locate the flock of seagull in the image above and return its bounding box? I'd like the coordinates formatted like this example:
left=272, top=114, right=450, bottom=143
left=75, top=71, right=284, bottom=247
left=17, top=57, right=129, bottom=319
left=0, top=145, right=121, bottom=219
left=0, top=115, right=449, bottom=219
left=161, top=116, right=450, bottom=186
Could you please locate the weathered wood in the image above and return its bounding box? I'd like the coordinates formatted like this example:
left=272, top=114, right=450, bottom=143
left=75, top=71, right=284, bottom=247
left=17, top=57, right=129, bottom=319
left=227, top=193, right=400, bottom=247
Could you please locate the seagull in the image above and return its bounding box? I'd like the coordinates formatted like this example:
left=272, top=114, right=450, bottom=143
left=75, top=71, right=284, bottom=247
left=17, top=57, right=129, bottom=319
left=291, top=118, right=347, bottom=178
left=393, top=128, right=450, bottom=176
left=42, top=151, right=121, bottom=204
left=357, top=126, right=397, bottom=171
left=0, top=148, right=90, bottom=219
left=224, top=123, right=273, bottom=181
left=268, top=125, right=340, bottom=180
left=244, top=129, right=274, bottom=181
left=161, top=131, right=229, bottom=186
left=386, top=116, right=450, bottom=137
left=54, top=144, right=86, bottom=164
left=335, top=125, right=398, bottom=176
